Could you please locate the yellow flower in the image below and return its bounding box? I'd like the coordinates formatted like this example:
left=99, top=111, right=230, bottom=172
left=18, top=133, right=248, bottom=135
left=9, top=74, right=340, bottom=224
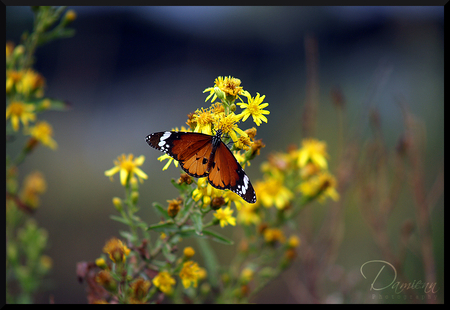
left=179, top=261, right=202, bottom=289
left=20, top=171, right=46, bottom=209
left=104, top=154, right=148, bottom=186
left=19, top=69, right=45, bottom=97
left=6, top=101, right=36, bottom=131
left=214, top=113, right=247, bottom=143
left=6, top=41, right=15, bottom=58
left=95, top=258, right=108, bottom=269
left=152, top=271, right=176, bottom=294
left=297, top=139, right=329, bottom=170
left=158, top=154, right=179, bottom=171
left=213, top=206, right=236, bottom=228
left=102, top=237, right=131, bottom=263
left=298, top=172, right=339, bottom=202
left=63, top=9, right=77, bottom=23
left=237, top=92, right=270, bottom=126
left=24, top=121, right=58, bottom=150
left=6, top=70, right=21, bottom=93
left=240, top=268, right=254, bottom=284
left=234, top=134, right=252, bottom=151
left=255, top=177, right=293, bottom=210
left=287, top=235, right=301, bottom=248
left=214, top=76, right=244, bottom=98
left=167, top=198, right=182, bottom=218
left=192, top=178, right=224, bottom=206
left=183, top=246, right=195, bottom=258
left=192, top=107, right=214, bottom=134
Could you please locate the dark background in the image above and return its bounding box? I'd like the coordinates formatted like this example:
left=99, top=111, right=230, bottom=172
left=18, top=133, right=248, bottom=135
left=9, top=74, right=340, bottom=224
left=6, top=6, right=444, bottom=303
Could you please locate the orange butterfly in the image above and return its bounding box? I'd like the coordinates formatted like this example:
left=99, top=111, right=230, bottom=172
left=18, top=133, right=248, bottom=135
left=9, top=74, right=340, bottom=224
left=145, top=130, right=256, bottom=203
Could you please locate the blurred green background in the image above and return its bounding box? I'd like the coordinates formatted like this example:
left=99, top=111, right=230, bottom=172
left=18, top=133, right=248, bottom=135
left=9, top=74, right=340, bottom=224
left=6, top=6, right=443, bottom=303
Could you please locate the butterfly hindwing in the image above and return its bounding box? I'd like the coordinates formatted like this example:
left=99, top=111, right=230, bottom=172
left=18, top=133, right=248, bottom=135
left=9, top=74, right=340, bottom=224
left=208, top=142, right=256, bottom=204
left=145, top=131, right=257, bottom=203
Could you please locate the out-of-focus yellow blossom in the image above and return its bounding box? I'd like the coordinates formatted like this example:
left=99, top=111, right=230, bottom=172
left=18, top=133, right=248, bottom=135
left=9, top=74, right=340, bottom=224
left=6, top=101, right=36, bottom=131
left=95, top=258, right=108, bottom=269
left=297, top=138, right=329, bottom=170
left=24, top=121, right=58, bottom=150
left=255, top=177, right=293, bottom=210
left=240, top=268, right=254, bottom=284
left=104, top=154, right=148, bottom=186
left=63, top=9, right=77, bottom=23
left=19, top=69, right=45, bottom=97
left=6, top=69, right=45, bottom=97
left=214, top=206, right=236, bottom=228
left=238, top=92, right=270, bottom=126
left=223, top=189, right=245, bottom=210
left=6, top=41, right=15, bottom=58
left=102, top=237, right=131, bottom=263
left=237, top=202, right=261, bottom=226
left=153, top=271, right=176, bottom=294
left=183, top=246, right=195, bottom=258
left=129, top=278, right=151, bottom=303
left=298, top=172, right=339, bottom=202
left=179, top=261, right=202, bottom=289
left=263, top=228, right=286, bottom=244
left=287, top=235, right=301, bottom=248
left=197, top=267, right=208, bottom=281
left=167, top=198, right=182, bottom=218
left=20, top=171, right=46, bottom=209
left=6, top=70, right=23, bottom=93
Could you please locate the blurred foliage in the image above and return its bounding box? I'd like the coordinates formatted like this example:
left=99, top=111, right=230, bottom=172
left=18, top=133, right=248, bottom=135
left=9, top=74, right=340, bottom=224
left=6, top=6, right=75, bottom=304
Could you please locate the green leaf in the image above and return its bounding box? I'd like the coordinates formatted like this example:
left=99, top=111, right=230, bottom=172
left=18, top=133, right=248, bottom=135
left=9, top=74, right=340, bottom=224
left=110, top=215, right=130, bottom=226
left=119, top=231, right=137, bottom=243
left=161, top=243, right=176, bottom=263
left=152, top=202, right=170, bottom=221
left=146, top=221, right=178, bottom=232
left=29, top=98, right=71, bottom=112
left=190, top=211, right=203, bottom=235
left=196, top=238, right=219, bottom=288
left=201, top=229, right=234, bottom=245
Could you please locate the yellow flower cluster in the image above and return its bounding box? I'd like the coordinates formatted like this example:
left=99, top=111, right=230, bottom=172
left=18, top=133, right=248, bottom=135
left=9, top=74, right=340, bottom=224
left=6, top=43, right=58, bottom=151
left=257, top=138, right=339, bottom=208
left=157, top=76, right=269, bottom=209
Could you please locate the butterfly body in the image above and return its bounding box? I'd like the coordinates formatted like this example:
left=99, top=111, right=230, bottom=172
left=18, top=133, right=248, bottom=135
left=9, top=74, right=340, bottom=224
left=145, top=130, right=256, bottom=203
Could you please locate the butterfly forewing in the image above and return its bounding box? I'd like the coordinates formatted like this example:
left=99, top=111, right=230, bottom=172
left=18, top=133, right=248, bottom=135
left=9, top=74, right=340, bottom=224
left=145, top=131, right=257, bottom=203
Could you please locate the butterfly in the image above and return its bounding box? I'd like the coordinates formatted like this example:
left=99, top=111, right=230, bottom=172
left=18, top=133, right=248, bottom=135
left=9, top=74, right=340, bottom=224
left=145, top=130, right=256, bottom=203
